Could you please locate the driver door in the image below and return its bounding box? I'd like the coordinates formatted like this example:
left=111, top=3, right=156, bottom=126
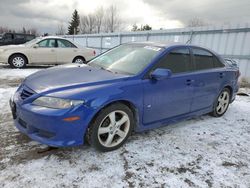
left=142, top=47, right=195, bottom=124
left=29, top=39, right=57, bottom=64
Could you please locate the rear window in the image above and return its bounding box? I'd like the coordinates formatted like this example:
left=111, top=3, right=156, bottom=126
left=192, top=48, right=214, bottom=70
left=26, top=35, right=35, bottom=41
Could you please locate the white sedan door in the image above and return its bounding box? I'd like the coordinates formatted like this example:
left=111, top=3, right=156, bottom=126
left=56, top=39, right=78, bottom=64
left=29, top=39, right=57, bottom=64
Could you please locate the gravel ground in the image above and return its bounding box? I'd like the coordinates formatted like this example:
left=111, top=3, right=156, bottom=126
left=0, top=64, right=250, bottom=188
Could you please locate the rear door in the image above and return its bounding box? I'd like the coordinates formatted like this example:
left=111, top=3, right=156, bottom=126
left=56, top=39, right=78, bottom=64
left=29, top=39, right=57, bottom=64
left=189, top=47, right=225, bottom=111
left=143, top=47, right=195, bottom=124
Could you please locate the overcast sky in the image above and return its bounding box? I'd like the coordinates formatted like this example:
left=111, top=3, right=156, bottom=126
left=0, top=0, right=249, bottom=34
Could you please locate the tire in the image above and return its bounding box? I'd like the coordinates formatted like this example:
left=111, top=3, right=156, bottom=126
left=73, top=56, right=85, bottom=64
left=87, top=103, right=134, bottom=152
left=9, top=54, right=27, bottom=68
left=210, top=88, right=231, bottom=117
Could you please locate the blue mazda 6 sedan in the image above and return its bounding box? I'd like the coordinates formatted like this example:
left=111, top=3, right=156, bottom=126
left=10, top=42, right=240, bottom=151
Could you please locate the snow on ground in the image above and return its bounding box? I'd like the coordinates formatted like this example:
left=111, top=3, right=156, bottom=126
left=0, top=66, right=250, bottom=188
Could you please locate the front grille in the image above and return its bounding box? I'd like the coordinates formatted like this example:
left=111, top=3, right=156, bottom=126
left=20, top=86, right=35, bottom=100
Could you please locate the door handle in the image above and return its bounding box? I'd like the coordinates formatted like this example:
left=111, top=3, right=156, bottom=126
left=219, top=72, right=225, bottom=78
left=186, top=79, right=195, bottom=86
left=51, top=49, right=55, bottom=52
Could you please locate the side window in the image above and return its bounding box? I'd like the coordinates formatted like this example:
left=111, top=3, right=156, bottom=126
left=4, top=34, right=13, bottom=42
left=213, top=56, right=225, bottom=68
left=38, top=39, right=56, bottom=48
left=15, top=34, right=25, bottom=39
left=153, top=47, right=191, bottom=74
left=192, top=48, right=214, bottom=70
left=57, top=39, right=76, bottom=48
left=26, top=35, right=35, bottom=41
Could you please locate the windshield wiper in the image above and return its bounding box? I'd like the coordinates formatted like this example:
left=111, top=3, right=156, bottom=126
left=88, top=63, right=116, bottom=74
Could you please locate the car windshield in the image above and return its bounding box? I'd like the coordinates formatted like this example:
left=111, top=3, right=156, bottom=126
left=88, top=44, right=163, bottom=75
left=24, top=38, right=42, bottom=46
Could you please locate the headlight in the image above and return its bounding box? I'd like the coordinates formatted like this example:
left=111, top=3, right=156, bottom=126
left=32, top=96, right=84, bottom=109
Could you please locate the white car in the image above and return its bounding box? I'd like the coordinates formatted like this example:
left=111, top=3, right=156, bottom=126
left=0, top=36, right=96, bottom=68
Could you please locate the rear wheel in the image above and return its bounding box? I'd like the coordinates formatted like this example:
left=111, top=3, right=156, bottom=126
left=87, top=103, right=134, bottom=152
left=73, top=56, right=85, bottom=64
left=210, top=88, right=230, bottom=117
left=9, top=54, right=27, bottom=68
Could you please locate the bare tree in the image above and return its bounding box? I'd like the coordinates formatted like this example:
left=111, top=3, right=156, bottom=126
left=22, top=27, right=26, bottom=34
left=80, top=14, right=96, bottom=34
left=0, top=26, right=10, bottom=33
left=56, top=22, right=65, bottom=35
left=104, top=5, right=121, bottom=33
left=27, top=28, right=38, bottom=36
left=187, top=18, right=207, bottom=27
left=95, top=7, right=104, bottom=33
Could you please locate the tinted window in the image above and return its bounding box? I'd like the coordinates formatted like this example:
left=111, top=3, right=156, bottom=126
left=153, top=47, right=191, bottom=73
left=26, top=35, right=35, bottom=41
left=38, top=39, right=56, bottom=48
left=57, top=39, right=76, bottom=48
left=193, top=48, right=214, bottom=70
left=15, top=34, right=25, bottom=39
left=213, top=56, right=225, bottom=68
left=4, top=34, right=13, bottom=41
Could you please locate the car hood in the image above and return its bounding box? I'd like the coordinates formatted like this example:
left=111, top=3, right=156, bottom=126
left=24, top=64, right=129, bottom=93
left=0, top=44, right=25, bottom=50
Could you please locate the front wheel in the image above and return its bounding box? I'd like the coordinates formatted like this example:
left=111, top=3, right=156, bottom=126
left=87, top=103, right=134, bottom=152
left=9, top=54, right=27, bottom=68
left=210, top=88, right=231, bottom=117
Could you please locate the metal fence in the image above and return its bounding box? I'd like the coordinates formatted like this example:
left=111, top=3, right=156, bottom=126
left=64, top=23, right=250, bottom=83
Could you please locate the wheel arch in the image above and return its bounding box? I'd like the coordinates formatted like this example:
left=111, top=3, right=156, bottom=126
left=224, top=85, right=233, bottom=100
left=87, top=99, right=139, bottom=133
left=8, top=53, right=29, bottom=64
left=72, top=55, right=86, bottom=63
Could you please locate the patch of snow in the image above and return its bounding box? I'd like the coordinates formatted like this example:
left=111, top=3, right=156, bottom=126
left=0, top=68, right=40, bottom=80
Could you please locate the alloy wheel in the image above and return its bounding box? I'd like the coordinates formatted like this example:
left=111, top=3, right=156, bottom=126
left=97, top=110, right=130, bottom=148
left=216, top=91, right=230, bottom=115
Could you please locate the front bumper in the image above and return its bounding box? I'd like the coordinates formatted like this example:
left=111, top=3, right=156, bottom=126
left=10, top=97, right=95, bottom=147
left=0, top=52, right=8, bottom=63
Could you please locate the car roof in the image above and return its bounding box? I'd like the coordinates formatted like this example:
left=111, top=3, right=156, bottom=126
left=130, top=41, right=211, bottom=49
left=129, top=41, right=219, bottom=55
left=39, top=36, right=69, bottom=40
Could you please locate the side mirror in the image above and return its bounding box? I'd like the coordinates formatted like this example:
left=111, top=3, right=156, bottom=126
left=150, top=68, right=172, bottom=80
left=33, top=44, right=39, bottom=48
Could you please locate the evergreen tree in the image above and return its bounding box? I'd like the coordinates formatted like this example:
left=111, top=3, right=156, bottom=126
left=141, top=24, right=152, bottom=31
left=68, top=9, right=80, bottom=35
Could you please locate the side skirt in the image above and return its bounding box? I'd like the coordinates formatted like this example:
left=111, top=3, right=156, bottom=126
left=135, top=107, right=212, bottom=132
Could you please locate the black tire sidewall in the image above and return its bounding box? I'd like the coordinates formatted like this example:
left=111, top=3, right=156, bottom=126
left=9, top=54, right=27, bottom=68
left=88, top=103, right=134, bottom=152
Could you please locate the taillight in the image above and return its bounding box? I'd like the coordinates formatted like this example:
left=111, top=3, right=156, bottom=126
left=93, top=50, right=96, bottom=56
left=236, top=70, right=240, bottom=78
